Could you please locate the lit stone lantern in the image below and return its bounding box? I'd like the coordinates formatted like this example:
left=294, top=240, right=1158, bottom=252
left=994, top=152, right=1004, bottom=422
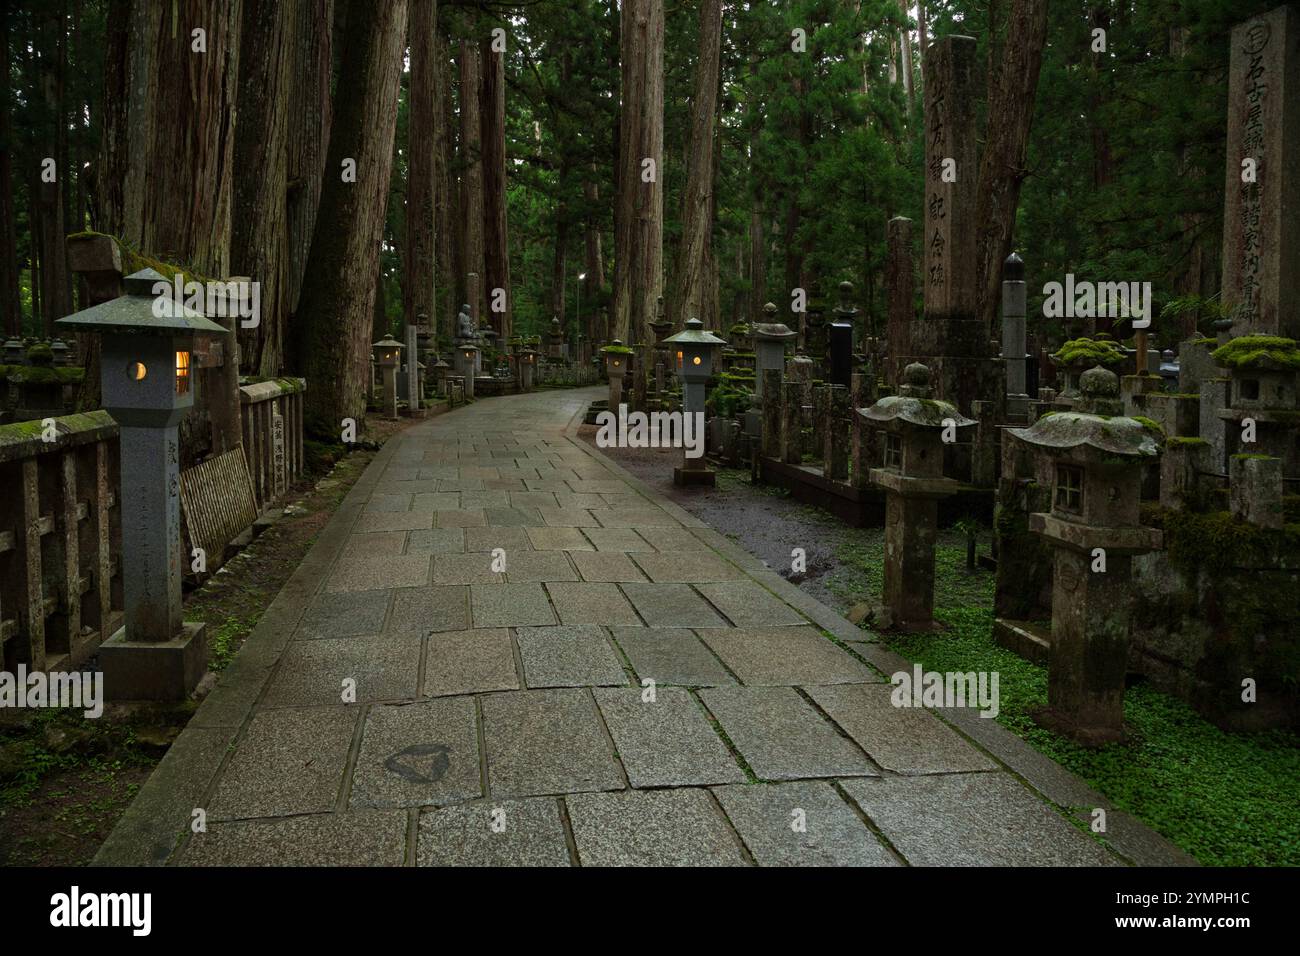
left=753, top=302, right=796, bottom=402
left=860, top=362, right=973, bottom=630
left=455, top=342, right=479, bottom=400
left=56, top=267, right=227, bottom=700
left=372, top=333, right=404, bottom=420
left=602, top=339, right=632, bottom=409
left=664, top=318, right=727, bottom=486
left=520, top=346, right=541, bottom=391
left=1010, top=365, right=1162, bottom=744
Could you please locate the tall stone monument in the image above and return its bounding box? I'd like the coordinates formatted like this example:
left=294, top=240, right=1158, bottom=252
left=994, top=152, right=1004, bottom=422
left=1221, top=5, right=1299, bottom=340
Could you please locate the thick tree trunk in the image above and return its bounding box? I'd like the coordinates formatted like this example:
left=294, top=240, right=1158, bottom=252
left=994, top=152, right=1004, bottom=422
left=898, top=0, right=915, bottom=111
left=121, top=0, right=240, bottom=277
left=37, top=1, right=72, bottom=332
left=232, top=0, right=292, bottom=376
left=404, top=0, right=438, bottom=338
left=669, top=0, right=721, bottom=330
left=433, top=28, right=456, bottom=339
left=582, top=168, right=606, bottom=302
left=285, top=0, right=333, bottom=355
left=551, top=160, right=570, bottom=329
left=0, top=8, right=20, bottom=335
left=457, top=38, right=486, bottom=326
left=480, top=34, right=511, bottom=339
left=613, top=0, right=664, bottom=346
left=299, top=0, right=409, bottom=439
left=974, top=0, right=1048, bottom=338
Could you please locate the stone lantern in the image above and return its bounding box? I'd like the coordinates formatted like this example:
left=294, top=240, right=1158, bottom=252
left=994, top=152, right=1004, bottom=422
left=454, top=341, right=479, bottom=400
left=431, top=355, right=450, bottom=396
left=602, top=339, right=632, bottom=409
left=1214, top=335, right=1300, bottom=475
left=663, top=318, right=727, bottom=486
left=1010, top=365, right=1162, bottom=744
left=549, top=316, right=565, bottom=359
left=372, top=333, right=404, bottom=420
left=50, top=338, right=71, bottom=366
left=520, top=346, right=541, bottom=391
left=860, top=362, right=974, bottom=631
left=753, top=302, right=796, bottom=402
left=56, top=267, right=227, bottom=700
left=2, top=337, right=23, bottom=364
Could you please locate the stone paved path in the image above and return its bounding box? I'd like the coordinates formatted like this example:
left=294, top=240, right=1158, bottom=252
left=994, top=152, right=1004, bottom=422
left=98, top=387, right=1168, bottom=866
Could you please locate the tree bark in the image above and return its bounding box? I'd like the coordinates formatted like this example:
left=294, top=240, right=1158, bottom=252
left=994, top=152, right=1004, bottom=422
left=0, top=8, right=21, bottom=334
left=404, top=0, right=438, bottom=339
left=669, top=0, right=721, bottom=330
left=120, top=0, right=240, bottom=277
left=457, top=37, right=486, bottom=326
left=974, top=0, right=1048, bottom=338
left=433, top=27, right=456, bottom=340
left=613, top=0, right=664, bottom=346
left=480, top=33, right=511, bottom=339
left=299, top=0, right=409, bottom=439
left=285, top=0, right=333, bottom=344
left=232, top=0, right=292, bottom=376
left=898, top=0, right=915, bottom=111
left=37, top=0, right=72, bottom=331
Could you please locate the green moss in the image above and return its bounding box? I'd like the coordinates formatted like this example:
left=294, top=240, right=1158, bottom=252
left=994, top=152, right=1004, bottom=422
left=1052, top=336, right=1127, bottom=367
left=1166, top=436, right=1208, bottom=447
left=1162, top=508, right=1300, bottom=576
left=1130, top=415, right=1164, bottom=437
left=601, top=344, right=634, bottom=356
left=7, top=365, right=82, bottom=386
left=1212, top=334, right=1300, bottom=370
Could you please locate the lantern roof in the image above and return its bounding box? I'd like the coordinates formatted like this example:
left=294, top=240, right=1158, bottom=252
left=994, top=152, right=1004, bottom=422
left=1010, top=367, right=1160, bottom=457
left=372, top=334, right=404, bottom=349
left=859, top=362, right=974, bottom=429
left=753, top=322, right=796, bottom=342
left=663, top=318, right=727, bottom=347
left=56, top=268, right=227, bottom=336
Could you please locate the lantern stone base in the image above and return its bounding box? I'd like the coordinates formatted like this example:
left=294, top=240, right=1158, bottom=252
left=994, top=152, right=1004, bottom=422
left=673, top=463, right=716, bottom=487
left=99, top=622, right=209, bottom=701
left=1032, top=704, right=1128, bottom=748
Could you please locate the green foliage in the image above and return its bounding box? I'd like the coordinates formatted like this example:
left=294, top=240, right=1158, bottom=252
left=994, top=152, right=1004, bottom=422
left=1052, top=336, right=1126, bottom=367
left=1211, top=335, right=1300, bottom=370
left=885, top=605, right=1300, bottom=866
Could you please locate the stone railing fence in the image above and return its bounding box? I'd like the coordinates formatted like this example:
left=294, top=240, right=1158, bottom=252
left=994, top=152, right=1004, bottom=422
left=0, top=412, right=123, bottom=674
left=239, top=379, right=307, bottom=512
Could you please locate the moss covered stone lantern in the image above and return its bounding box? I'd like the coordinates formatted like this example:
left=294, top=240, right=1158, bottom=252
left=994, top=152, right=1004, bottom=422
left=602, top=339, right=633, bottom=409
left=1212, top=334, right=1300, bottom=476
left=860, top=362, right=974, bottom=631
left=1009, top=365, right=1162, bottom=744
left=372, top=333, right=404, bottom=420
left=56, top=267, right=227, bottom=700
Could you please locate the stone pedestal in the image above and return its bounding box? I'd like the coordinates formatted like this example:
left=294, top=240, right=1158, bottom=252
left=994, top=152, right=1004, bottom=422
left=761, top=369, right=782, bottom=460
left=99, top=622, right=208, bottom=702
left=381, top=364, right=399, bottom=420
left=1230, top=453, right=1284, bottom=528
left=782, top=381, right=802, bottom=465
left=824, top=385, right=850, bottom=480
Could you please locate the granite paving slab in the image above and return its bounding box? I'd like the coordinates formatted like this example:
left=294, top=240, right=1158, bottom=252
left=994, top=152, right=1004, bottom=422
left=546, top=582, right=642, bottom=625
left=181, top=810, right=408, bottom=866
left=839, top=773, right=1119, bottom=867
left=699, top=686, right=876, bottom=781
left=423, top=628, right=519, bottom=696
left=387, top=585, right=471, bottom=635
left=209, top=707, right=358, bottom=820
left=295, top=590, right=390, bottom=639
left=806, top=683, right=997, bottom=774
left=610, top=627, right=737, bottom=686
left=516, top=625, right=628, bottom=687
left=470, top=583, right=558, bottom=627
left=712, top=781, right=898, bottom=867
left=417, top=798, right=571, bottom=866
left=349, top=698, right=482, bottom=808
left=566, top=789, right=749, bottom=866
left=480, top=689, right=623, bottom=797
left=694, top=580, right=808, bottom=626
left=261, top=636, right=421, bottom=706
left=619, top=582, right=727, bottom=627
left=594, top=688, right=745, bottom=788
left=695, top=627, right=876, bottom=686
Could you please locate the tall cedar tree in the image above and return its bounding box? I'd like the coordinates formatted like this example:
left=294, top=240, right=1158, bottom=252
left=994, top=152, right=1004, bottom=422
left=404, top=0, right=438, bottom=337
left=458, top=37, right=486, bottom=324
left=480, top=32, right=512, bottom=339
left=669, top=0, right=722, bottom=330
left=299, top=0, right=409, bottom=439
left=232, top=0, right=292, bottom=376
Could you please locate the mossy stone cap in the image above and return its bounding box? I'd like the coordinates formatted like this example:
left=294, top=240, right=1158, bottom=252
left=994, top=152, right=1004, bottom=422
left=56, top=267, right=227, bottom=336
left=1211, top=334, right=1300, bottom=371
